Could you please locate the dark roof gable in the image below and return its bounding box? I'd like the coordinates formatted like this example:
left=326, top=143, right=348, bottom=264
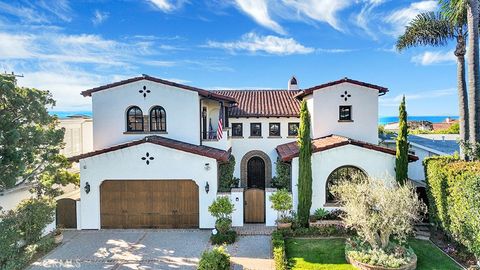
left=69, top=135, right=231, bottom=163
left=81, top=74, right=236, bottom=103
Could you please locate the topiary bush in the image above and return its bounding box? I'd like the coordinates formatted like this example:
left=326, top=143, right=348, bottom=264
left=215, top=218, right=232, bottom=234
left=271, top=159, right=291, bottom=190
left=424, top=156, right=480, bottom=260
left=269, top=189, right=293, bottom=223
left=198, top=246, right=230, bottom=270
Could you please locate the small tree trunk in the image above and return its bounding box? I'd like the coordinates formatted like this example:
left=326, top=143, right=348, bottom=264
left=455, top=35, right=469, bottom=160
left=467, top=0, right=480, bottom=147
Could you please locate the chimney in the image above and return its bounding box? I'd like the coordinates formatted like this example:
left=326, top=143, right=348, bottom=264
left=288, top=76, right=299, bottom=90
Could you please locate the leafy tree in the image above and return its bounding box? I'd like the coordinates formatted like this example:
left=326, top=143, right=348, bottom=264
left=0, top=74, right=78, bottom=194
left=332, top=177, right=425, bottom=250
left=297, top=100, right=312, bottom=227
left=397, top=11, right=469, bottom=159
left=396, top=96, right=409, bottom=185
left=269, top=189, right=293, bottom=222
left=271, top=159, right=291, bottom=190
left=218, top=155, right=237, bottom=192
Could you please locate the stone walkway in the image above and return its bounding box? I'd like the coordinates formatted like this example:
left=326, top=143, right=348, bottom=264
left=234, top=224, right=276, bottom=236
left=28, top=229, right=273, bottom=270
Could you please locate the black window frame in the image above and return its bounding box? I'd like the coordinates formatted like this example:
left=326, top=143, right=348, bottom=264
left=269, top=123, right=281, bottom=137
left=339, top=105, right=352, bottom=121
left=150, top=106, right=167, bottom=132
left=288, top=122, right=299, bottom=136
left=126, top=106, right=144, bottom=132
left=250, top=123, right=262, bottom=137
left=231, top=123, right=243, bottom=137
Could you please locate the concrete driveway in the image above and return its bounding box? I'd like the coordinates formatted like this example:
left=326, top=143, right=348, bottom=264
left=29, top=230, right=273, bottom=270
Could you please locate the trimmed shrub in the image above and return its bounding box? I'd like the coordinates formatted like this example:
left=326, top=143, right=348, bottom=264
left=198, top=246, right=230, bottom=270
left=210, top=230, right=236, bottom=245
left=215, top=218, right=232, bottom=234
left=272, top=230, right=287, bottom=270
left=209, top=196, right=235, bottom=220
left=218, top=155, right=237, bottom=192
left=269, top=189, right=293, bottom=223
left=424, top=156, right=480, bottom=258
left=16, top=197, right=56, bottom=244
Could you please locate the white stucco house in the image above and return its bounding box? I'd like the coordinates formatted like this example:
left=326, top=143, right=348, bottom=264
left=69, top=75, right=417, bottom=230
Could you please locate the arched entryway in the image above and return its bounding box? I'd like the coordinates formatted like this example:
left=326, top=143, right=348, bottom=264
left=241, top=151, right=271, bottom=223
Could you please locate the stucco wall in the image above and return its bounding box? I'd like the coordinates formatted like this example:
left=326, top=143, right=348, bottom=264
left=91, top=80, right=201, bottom=150
left=291, top=144, right=396, bottom=212
left=229, top=117, right=299, bottom=181
left=408, top=146, right=433, bottom=181
left=59, top=117, right=93, bottom=157
left=310, top=83, right=379, bottom=144
left=78, top=142, right=218, bottom=229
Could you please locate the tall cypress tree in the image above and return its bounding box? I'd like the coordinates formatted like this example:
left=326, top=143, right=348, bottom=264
left=297, top=100, right=312, bottom=227
left=396, top=96, right=409, bottom=185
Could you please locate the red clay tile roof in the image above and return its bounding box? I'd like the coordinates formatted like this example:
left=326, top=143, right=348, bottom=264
left=295, top=77, right=388, bottom=99
left=213, top=90, right=301, bottom=117
left=276, top=134, right=418, bottom=162
left=81, top=74, right=236, bottom=103
left=69, top=135, right=231, bottom=163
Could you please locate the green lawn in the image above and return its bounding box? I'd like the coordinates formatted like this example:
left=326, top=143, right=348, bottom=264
left=285, top=238, right=462, bottom=270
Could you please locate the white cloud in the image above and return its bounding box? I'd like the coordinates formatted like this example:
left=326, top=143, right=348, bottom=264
left=234, top=0, right=285, bottom=34
left=411, top=50, right=456, bottom=65
left=0, top=0, right=72, bottom=23
left=0, top=33, right=35, bottom=59
left=92, top=10, right=109, bottom=25
left=354, top=0, right=387, bottom=39
left=317, top=48, right=355, bottom=53
left=206, top=32, right=314, bottom=55
left=384, top=0, right=438, bottom=36
left=282, top=0, right=352, bottom=31
left=148, top=0, right=188, bottom=12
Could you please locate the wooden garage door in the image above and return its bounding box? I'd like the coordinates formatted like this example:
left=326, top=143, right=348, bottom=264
left=100, top=180, right=199, bottom=229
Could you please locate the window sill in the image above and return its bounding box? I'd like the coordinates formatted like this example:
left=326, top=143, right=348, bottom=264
left=268, top=136, right=282, bottom=138
left=231, top=136, right=244, bottom=139
left=287, top=135, right=297, bottom=138
left=248, top=136, right=263, bottom=139
left=123, top=131, right=168, bottom=135
left=338, top=120, right=354, bottom=123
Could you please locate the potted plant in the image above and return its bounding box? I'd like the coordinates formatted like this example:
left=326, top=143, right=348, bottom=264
left=269, top=189, right=293, bottom=229
left=53, top=227, right=63, bottom=244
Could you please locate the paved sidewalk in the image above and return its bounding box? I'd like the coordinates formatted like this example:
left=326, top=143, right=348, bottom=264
left=227, top=235, right=274, bottom=270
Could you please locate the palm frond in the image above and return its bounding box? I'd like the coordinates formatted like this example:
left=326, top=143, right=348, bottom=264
left=396, top=12, right=456, bottom=51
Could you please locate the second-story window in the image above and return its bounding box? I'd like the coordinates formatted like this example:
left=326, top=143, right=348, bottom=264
left=232, top=123, right=243, bottom=137
left=288, top=123, right=299, bottom=136
left=339, top=106, right=352, bottom=121
left=250, top=123, right=262, bottom=137
left=127, top=106, right=144, bottom=132
left=150, top=106, right=166, bottom=132
left=269, top=123, right=280, bottom=137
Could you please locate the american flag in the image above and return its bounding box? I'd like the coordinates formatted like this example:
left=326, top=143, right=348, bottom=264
left=217, top=103, right=223, bottom=139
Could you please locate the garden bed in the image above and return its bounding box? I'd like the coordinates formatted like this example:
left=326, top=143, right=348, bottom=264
left=429, top=227, right=476, bottom=268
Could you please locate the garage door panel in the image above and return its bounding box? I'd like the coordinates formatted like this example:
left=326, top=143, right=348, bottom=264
left=100, top=180, right=199, bottom=229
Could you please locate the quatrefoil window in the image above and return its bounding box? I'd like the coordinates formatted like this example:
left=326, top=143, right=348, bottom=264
left=141, top=152, right=154, bottom=165
left=139, top=86, right=151, bottom=98
left=341, top=91, right=351, bottom=101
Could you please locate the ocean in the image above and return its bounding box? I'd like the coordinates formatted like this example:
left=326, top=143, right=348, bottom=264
left=49, top=111, right=459, bottom=125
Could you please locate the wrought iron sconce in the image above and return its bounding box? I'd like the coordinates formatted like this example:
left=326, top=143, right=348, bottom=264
left=205, top=163, right=211, bottom=171
left=205, top=181, right=210, bottom=194
left=84, top=182, right=91, bottom=194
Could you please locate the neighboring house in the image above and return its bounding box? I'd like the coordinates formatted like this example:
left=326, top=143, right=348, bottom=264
left=381, top=134, right=459, bottom=182
left=69, top=75, right=417, bottom=230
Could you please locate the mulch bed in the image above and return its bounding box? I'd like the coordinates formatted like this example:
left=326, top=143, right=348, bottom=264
left=429, top=227, right=477, bottom=268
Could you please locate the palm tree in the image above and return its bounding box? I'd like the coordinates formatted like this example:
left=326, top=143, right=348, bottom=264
left=441, top=0, right=480, bottom=147
left=397, top=12, right=469, bottom=159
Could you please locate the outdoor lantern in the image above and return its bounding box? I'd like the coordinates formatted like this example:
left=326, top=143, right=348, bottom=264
left=84, top=182, right=91, bottom=194
left=205, top=181, right=210, bottom=193
left=204, top=163, right=211, bottom=170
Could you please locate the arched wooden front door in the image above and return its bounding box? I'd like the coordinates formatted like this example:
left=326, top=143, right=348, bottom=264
left=245, top=156, right=266, bottom=223
left=247, top=156, right=265, bottom=189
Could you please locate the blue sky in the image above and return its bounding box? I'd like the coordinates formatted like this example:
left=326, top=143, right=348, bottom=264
left=0, top=0, right=460, bottom=116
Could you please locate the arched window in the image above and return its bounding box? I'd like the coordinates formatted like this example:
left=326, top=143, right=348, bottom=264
left=326, top=166, right=367, bottom=203
left=150, top=106, right=166, bottom=132
left=126, top=106, right=144, bottom=132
